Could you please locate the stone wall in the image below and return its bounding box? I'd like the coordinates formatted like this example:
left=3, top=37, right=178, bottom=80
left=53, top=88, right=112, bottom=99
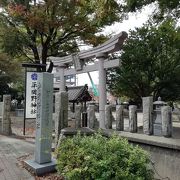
left=102, top=129, right=180, bottom=180
left=134, top=143, right=180, bottom=180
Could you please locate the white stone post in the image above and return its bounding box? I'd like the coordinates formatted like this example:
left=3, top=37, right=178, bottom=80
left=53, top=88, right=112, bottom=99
left=87, top=105, right=96, bottom=129
left=25, top=73, right=56, bottom=176
left=59, top=66, right=65, bottom=91
left=161, top=106, right=172, bottom=137
left=2, top=95, right=11, bottom=135
left=75, top=104, right=82, bottom=128
left=96, top=53, right=107, bottom=129
left=116, top=105, right=124, bottom=131
left=129, top=105, right=137, bottom=133
left=55, top=91, right=68, bottom=146
left=35, top=73, right=53, bottom=164
left=142, top=96, right=153, bottom=135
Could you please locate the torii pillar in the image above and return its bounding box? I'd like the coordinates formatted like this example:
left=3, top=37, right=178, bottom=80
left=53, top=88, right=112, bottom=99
left=96, top=53, right=108, bottom=129
left=58, top=65, right=66, bottom=91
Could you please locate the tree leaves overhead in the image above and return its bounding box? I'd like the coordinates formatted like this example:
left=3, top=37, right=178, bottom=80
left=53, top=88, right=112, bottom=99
left=0, top=52, right=22, bottom=96
left=0, top=0, right=123, bottom=69
left=107, top=19, right=180, bottom=103
left=125, top=0, right=180, bottom=18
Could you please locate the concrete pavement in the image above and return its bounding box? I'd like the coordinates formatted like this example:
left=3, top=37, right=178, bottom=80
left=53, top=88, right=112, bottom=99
left=0, top=135, right=35, bottom=180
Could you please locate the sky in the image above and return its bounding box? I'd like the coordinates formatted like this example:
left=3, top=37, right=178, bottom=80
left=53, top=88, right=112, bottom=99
left=77, top=4, right=155, bottom=87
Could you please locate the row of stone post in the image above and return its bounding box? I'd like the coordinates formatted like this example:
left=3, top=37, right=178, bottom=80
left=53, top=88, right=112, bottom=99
left=54, top=91, right=100, bottom=146
left=105, top=97, right=172, bottom=137
left=142, top=96, right=172, bottom=137
left=54, top=93, right=138, bottom=137
left=104, top=98, right=172, bottom=137
left=54, top=92, right=172, bottom=144
left=0, top=95, right=11, bottom=136
left=54, top=92, right=97, bottom=142
left=105, top=105, right=138, bottom=133
left=74, top=104, right=99, bottom=129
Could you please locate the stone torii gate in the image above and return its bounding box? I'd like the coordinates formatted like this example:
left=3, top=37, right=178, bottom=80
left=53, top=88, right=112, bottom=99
left=49, top=31, right=128, bottom=129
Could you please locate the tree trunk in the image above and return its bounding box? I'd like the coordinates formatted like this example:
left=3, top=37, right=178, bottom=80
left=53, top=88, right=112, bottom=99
left=41, top=45, right=48, bottom=72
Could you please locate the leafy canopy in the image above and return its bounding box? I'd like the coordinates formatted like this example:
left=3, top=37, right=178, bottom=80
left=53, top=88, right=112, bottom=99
left=124, top=0, right=179, bottom=18
left=0, top=52, right=22, bottom=97
left=0, top=0, right=178, bottom=69
left=107, top=19, right=180, bottom=103
left=0, top=0, right=124, bottom=71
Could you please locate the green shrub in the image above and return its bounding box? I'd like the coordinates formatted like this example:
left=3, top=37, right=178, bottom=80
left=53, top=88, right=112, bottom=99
left=56, top=133, right=154, bottom=180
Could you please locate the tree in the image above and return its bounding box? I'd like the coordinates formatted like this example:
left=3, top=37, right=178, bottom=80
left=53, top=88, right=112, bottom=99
left=124, top=0, right=179, bottom=18
left=0, top=52, right=22, bottom=98
left=107, top=19, right=180, bottom=103
left=0, top=0, right=124, bottom=71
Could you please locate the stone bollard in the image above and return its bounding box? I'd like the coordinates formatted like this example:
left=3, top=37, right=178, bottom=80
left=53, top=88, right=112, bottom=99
left=75, top=104, right=82, bottom=128
left=129, top=105, right=137, bottom=133
left=94, top=118, right=99, bottom=129
left=142, top=97, right=153, bottom=135
left=87, top=105, right=96, bottom=129
left=55, top=91, right=68, bottom=146
left=116, top=105, right=124, bottom=131
left=161, top=106, right=172, bottom=137
left=2, top=95, right=11, bottom=135
left=0, top=102, right=3, bottom=133
left=105, top=105, right=112, bottom=129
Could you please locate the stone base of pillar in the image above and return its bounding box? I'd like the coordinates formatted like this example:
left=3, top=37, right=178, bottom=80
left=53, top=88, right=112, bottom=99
left=61, top=127, right=95, bottom=136
left=24, top=158, right=56, bottom=176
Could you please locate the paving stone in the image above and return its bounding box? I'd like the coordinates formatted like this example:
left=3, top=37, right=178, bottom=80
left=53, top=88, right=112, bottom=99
left=0, top=135, right=35, bottom=180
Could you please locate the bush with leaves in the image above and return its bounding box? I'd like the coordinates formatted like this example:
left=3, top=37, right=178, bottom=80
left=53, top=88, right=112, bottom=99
left=56, top=133, right=154, bottom=180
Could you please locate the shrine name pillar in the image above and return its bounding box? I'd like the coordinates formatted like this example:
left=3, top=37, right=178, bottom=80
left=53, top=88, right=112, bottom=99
left=96, top=53, right=107, bottom=129
left=59, top=65, right=66, bottom=91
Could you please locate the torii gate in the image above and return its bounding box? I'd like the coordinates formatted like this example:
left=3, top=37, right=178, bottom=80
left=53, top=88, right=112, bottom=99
left=49, top=31, right=128, bottom=129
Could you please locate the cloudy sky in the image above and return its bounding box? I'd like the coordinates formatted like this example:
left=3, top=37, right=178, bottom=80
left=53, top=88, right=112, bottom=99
left=77, top=4, right=155, bottom=86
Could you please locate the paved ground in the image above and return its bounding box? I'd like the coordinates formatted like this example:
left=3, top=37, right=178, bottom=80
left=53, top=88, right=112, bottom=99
left=0, top=135, right=34, bottom=180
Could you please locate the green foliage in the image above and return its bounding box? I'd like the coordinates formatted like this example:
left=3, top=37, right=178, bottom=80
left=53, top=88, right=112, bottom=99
left=0, top=52, right=23, bottom=97
left=107, top=19, right=180, bottom=103
left=0, top=0, right=123, bottom=67
left=0, top=0, right=178, bottom=69
left=124, top=0, right=179, bottom=18
left=56, top=133, right=154, bottom=180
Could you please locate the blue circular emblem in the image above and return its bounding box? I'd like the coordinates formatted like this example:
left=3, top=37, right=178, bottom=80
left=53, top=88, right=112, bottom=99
left=31, top=73, right=38, bottom=81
